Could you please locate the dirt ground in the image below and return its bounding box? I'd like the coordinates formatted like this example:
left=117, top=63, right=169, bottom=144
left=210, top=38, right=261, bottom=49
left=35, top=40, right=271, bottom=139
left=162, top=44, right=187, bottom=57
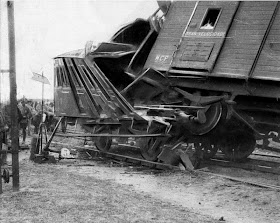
left=1, top=137, right=280, bottom=223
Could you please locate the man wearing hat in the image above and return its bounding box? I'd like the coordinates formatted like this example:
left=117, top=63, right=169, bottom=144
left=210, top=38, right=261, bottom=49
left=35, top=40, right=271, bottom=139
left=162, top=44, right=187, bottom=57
left=18, top=100, right=32, bottom=145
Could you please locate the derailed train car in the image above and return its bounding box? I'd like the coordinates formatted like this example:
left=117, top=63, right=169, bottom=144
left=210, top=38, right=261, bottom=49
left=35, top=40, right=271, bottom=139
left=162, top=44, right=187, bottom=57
left=53, top=1, right=280, bottom=162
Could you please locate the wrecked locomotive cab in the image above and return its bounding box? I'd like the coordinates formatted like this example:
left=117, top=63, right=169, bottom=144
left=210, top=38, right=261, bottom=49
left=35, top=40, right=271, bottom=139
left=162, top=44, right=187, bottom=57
left=53, top=4, right=190, bottom=162
left=52, top=3, right=208, bottom=164
left=54, top=12, right=162, bottom=118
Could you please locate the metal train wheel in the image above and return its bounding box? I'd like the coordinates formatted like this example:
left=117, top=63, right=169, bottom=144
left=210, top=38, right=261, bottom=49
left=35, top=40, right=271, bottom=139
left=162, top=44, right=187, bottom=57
left=187, top=102, right=223, bottom=135
left=94, top=126, right=112, bottom=152
left=219, top=131, right=256, bottom=161
left=194, top=142, right=218, bottom=160
left=140, top=137, right=162, bottom=161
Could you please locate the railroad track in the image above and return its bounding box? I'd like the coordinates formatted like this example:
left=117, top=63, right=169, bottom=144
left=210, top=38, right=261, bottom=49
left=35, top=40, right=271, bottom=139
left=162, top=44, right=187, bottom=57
left=51, top=136, right=280, bottom=175
left=203, top=152, right=280, bottom=175
left=49, top=141, right=280, bottom=191
left=252, top=152, right=280, bottom=159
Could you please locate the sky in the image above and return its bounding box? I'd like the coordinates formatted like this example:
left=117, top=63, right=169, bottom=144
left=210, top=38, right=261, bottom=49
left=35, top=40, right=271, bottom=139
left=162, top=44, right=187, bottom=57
left=0, top=0, right=158, bottom=101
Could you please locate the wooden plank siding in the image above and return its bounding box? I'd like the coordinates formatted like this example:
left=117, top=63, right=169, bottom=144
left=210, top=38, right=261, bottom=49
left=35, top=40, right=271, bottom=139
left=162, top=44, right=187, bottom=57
left=145, top=1, right=280, bottom=82
left=144, top=1, right=196, bottom=71
left=253, top=4, right=280, bottom=81
left=212, top=1, right=277, bottom=78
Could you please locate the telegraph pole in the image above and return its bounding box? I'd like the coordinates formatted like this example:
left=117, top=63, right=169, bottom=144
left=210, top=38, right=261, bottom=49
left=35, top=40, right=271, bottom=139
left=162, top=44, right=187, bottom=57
left=7, top=1, right=19, bottom=191
left=0, top=1, right=2, bottom=103
left=0, top=0, right=2, bottom=195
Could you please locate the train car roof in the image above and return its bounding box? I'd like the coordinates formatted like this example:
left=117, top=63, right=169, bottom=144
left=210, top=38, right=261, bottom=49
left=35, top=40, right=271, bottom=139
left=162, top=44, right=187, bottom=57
left=55, top=49, right=85, bottom=59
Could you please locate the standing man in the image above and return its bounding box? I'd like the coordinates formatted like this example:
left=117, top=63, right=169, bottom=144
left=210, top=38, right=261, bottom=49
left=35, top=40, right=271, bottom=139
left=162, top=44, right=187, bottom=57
left=18, top=100, right=32, bottom=145
left=25, top=100, right=36, bottom=135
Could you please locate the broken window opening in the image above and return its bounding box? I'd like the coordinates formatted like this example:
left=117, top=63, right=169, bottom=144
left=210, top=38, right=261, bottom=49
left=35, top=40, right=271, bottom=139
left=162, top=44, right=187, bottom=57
left=200, top=8, right=221, bottom=30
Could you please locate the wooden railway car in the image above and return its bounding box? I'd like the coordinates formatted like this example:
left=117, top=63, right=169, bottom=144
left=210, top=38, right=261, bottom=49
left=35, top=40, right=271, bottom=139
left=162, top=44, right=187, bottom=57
left=53, top=1, right=280, bottom=162
left=143, top=1, right=280, bottom=159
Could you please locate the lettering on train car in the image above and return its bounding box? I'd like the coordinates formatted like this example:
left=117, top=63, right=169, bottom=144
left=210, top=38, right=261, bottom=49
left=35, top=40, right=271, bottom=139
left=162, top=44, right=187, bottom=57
left=184, top=32, right=225, bottom=37
left=155, top=54, right=169, bottom=63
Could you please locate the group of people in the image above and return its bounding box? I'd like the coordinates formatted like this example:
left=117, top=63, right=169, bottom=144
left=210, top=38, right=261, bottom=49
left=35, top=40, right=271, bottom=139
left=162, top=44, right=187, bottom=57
left=0, top=99, right=54, bottom=146
left=0, top=99, right=57, bottom=165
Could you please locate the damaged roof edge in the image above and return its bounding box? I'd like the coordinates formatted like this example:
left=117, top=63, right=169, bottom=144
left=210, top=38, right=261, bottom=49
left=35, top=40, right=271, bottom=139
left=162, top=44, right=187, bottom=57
left=55, top=49, right=85, bottom=59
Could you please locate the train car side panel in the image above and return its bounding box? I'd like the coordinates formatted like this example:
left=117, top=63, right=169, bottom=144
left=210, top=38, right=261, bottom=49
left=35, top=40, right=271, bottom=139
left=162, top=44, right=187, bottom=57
left=212, top=1, right=278, bottom=78
left=54, top=58, right=95, bottom=118
left=144, top=1, right=196, bottom=71
left=253, top=4, right=280, bottom=81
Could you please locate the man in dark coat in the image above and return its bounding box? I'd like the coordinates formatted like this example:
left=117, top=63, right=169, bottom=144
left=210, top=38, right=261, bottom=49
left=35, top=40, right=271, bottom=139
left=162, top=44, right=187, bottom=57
left=18, top=100, right=32, bottom=145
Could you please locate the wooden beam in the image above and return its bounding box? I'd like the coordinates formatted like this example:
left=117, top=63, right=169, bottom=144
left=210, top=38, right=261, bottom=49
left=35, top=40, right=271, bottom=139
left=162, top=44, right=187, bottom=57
left=8, top=1, right=20, bottom=191
left=0, top=0, right=2, bottom=195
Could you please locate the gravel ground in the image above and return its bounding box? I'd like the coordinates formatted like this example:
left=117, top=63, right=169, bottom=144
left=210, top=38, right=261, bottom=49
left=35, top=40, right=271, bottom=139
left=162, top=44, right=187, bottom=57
left=1, top=134, right=280, bottom=223
left=1, top=158, right=216, bottom=223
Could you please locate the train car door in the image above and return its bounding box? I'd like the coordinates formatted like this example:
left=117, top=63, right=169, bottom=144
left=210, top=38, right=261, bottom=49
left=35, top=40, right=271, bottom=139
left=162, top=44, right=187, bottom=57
left=171, top=1, right=239, bottom=72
